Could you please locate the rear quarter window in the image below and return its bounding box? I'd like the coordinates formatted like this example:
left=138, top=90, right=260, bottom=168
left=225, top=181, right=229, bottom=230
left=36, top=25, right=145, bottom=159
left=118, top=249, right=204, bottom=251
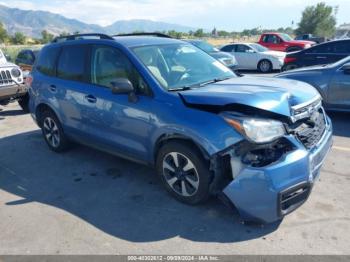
left=36, top=47, right=60, bottom=76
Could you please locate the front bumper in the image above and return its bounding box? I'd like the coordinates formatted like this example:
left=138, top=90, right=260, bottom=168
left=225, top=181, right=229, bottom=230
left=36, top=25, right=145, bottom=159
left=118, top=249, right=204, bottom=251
left=223, top=117, right=333, bottom=223
left=0, top=83, right=27, bottom=101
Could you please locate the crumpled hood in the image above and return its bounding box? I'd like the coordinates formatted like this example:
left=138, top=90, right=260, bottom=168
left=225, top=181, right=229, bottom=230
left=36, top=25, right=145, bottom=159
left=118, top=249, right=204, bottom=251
left=179, top=77, right=320, bottom=117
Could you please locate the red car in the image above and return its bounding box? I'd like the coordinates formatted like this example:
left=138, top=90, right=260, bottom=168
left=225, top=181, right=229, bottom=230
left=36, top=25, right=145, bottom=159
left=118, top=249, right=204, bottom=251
left=258, top=33, right=315, bottom=52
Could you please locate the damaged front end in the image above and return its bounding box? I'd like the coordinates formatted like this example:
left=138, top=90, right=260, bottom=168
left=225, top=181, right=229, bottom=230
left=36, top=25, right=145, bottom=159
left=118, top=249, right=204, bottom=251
left=205, top=100, right=333, bottom=223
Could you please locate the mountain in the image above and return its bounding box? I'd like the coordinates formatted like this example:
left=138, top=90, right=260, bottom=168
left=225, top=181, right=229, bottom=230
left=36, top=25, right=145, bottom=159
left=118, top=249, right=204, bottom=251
left=105, top=20, right=195, bottom=34
left=0, top=5, right=195, bottom=38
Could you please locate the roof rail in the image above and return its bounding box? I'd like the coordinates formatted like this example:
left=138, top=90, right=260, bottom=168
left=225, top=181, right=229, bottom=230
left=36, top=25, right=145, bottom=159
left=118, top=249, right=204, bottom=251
left=114, top=32, right=172, bottom=38
left=51, top=33, right=114, bottom=43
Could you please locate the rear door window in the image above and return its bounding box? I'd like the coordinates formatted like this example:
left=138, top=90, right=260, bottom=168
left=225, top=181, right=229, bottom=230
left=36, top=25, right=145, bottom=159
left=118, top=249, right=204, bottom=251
left=57, top=45, right=88, bottom=82
left=36, top=47, right=60, bottom=77
left=236, top=45, right=250, bottom=53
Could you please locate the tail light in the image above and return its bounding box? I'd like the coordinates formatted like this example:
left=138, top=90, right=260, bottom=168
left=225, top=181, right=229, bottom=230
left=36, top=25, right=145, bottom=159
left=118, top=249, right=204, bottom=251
left=25, top=75, right=33, bottom=88
left=284, top=57, right=297, bottom=64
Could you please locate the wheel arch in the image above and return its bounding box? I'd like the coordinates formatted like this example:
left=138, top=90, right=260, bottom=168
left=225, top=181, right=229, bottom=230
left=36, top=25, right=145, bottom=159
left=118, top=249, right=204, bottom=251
left=35, top=103, right=61, bottom=127
left=153, top=133, right=211, bottom=165
left=257, top=59, right=272, bottom=72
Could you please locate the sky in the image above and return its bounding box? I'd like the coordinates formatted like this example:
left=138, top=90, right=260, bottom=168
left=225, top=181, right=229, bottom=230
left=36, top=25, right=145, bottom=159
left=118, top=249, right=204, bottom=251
left=0, top=0, right=349, bottom=31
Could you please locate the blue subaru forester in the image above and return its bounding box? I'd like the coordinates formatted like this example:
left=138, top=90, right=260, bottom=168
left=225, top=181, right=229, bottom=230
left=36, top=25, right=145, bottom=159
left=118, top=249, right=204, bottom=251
left=28, top=33, right=333, bottom=223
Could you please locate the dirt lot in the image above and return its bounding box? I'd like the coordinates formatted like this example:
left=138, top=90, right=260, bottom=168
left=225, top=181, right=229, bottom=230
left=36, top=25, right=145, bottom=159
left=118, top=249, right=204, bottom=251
left=0, top=100, right=350, bottom=255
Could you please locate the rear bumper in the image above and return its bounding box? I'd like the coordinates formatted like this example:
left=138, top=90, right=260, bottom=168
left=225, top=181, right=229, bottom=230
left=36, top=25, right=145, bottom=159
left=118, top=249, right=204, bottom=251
left=0, top=84, right=27, bottom=101
left=223, top=118, right=333, bottom=223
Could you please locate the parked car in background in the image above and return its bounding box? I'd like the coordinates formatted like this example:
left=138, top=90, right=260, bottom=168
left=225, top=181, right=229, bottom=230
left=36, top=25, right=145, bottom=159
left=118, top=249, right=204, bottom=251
left=282, top=39, right=350, bottom=71
left=295, top=34, right=326, bottom=44
left=0, top=48, right=27, bottom=111
left=277, top=56, right=350, bottom=111
left=220, top=43, right=286, bottom=72
left=258, top=32, right=315, bottom=52
left=15, top=49, right=40, bottom=73
left=186, top=39, right=237, bottom=71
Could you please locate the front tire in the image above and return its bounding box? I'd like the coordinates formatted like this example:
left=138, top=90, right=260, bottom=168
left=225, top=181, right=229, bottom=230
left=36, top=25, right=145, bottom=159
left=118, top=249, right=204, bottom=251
left=156, top=142, right=211, bottom=205
left=18, top=94, right=29, bottom=113
left=40, top=110, right=70, bottom=152
left=258, top=59, right=273, bottom=73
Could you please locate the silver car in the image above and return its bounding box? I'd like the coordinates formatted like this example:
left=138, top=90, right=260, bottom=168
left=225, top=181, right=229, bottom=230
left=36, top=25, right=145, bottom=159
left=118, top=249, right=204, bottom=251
left=276, top=56, right=350, bottom=111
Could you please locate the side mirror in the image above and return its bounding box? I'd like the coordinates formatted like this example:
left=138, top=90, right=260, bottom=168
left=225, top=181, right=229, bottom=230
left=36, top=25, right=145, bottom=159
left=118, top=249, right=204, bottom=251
left=246, top=49, right=255, bottom=53
left=341, top=64, right=350, bottom=75
left=110, top=78, right=134, bottom=94
left=110, top=78, right=138, bottom=102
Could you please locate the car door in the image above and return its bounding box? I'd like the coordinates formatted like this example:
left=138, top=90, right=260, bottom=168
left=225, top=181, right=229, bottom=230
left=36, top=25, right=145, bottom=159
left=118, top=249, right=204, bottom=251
left=327, top=63, right=350, bottom=109
left=332, top=40, right=350, bottom=62
left=303, top=42, right=336, bottom=66
left=52, top=44, right=95, bottom=139
left=234, top=44, right=258, bottom=69
left=80, top=44, right=156, bottom=162
left=263, top=35, right=284, bottom=51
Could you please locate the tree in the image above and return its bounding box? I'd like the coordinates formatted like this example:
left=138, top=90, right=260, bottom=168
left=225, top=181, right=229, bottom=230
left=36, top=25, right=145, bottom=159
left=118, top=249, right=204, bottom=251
left=0, top=22, right=9, bottom=43
left=296, top=2, right=336, bottom=38
left=11, top=32, right=26, bottom=44
left=194, top=29, right=204, bottom=38
left=167, top=30, right=183, bottom=39
left=41, top=30, right=54, bottom=44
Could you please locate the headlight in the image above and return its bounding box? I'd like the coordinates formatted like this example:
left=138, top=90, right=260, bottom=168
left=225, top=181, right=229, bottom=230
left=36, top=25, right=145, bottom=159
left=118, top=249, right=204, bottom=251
left=11, top=68, right=21, bottom=78
left=219, top=57, right=234, bottom=66
left=222, top=115, right=286, bottom=143
left=304, top=44, right=311, bottom=49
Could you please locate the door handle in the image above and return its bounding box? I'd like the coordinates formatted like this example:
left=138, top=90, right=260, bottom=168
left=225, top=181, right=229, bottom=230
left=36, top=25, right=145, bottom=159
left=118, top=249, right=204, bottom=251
left=316, top=56, right=327, bottom=59
left=49, top=84, right=57, bottom=92
left=85, top=95, right=97, bottom=103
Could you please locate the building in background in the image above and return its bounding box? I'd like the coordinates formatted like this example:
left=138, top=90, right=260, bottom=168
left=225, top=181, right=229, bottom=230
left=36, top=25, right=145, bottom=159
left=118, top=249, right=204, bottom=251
left=335, top=23, right=350, bottom=39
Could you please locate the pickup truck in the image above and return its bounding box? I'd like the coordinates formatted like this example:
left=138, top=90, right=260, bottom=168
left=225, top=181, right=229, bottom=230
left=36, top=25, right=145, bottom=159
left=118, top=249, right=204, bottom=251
left=258, top=32, right=315, bottom=52
left=295, top=34, right=326, bottom=44
left=0, top=49, right=27, bottom=111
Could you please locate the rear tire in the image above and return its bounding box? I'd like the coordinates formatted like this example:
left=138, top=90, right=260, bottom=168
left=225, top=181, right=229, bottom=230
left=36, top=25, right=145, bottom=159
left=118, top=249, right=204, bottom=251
left=258, top=59, right=272, bottom=73
left=40, top=110, right=70, bottom=152
left=156, top=141, right=211, bottom=205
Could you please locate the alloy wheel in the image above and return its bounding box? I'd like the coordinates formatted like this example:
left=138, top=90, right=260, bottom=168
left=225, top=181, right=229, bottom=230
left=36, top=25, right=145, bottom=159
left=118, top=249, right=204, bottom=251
left=260, top=60, right=271, bottom=73
left=43, top=117, right=60, bottom=148
left=162, top=152, right=200, bottom=197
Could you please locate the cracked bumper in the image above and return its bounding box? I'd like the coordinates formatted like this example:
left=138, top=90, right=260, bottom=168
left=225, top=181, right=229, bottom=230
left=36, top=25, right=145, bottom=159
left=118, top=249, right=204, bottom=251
left=223, top=118, right=333, bottom=223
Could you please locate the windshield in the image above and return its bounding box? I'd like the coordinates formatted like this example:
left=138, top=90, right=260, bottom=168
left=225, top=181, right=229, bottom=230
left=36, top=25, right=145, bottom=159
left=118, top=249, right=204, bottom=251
left=279, top=33, right=293, bottom=41
left=133, top=44, right=235, bottom=91
left=192, top=41, right=218, bottom=53
left=249, top=43, right=269, bottom=52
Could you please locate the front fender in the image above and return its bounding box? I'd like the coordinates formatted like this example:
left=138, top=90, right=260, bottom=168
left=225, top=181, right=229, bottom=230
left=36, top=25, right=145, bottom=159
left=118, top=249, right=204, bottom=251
left=149, top=101, right=244, bottom=162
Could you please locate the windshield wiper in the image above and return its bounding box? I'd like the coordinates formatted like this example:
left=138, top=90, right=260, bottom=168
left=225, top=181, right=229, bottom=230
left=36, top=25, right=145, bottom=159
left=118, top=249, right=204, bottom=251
left=168, top=77, right=233, bottom=92
left=168, top=86, right=193, bottom=92
left=199, top=76, right=232, bottom=87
